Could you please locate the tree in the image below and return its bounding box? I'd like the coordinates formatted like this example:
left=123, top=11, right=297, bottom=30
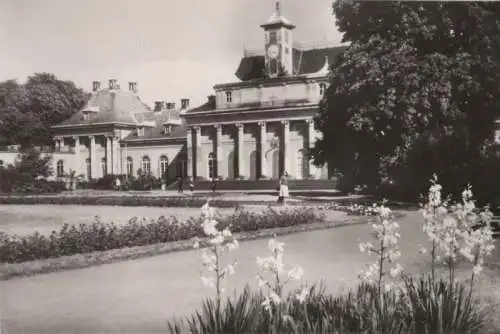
left=314, top=1, right=500, bottom=203
left=0, top=73, right=89, bottom=147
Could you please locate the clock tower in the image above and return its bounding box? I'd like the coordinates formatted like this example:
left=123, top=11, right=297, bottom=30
left=261, top=1, right=295, bottom=78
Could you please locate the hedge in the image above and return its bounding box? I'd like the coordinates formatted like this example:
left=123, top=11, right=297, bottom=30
left=0, top=206, right=324, bottom=263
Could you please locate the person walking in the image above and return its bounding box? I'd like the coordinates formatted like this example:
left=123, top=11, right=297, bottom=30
left=177, top=177, right=184, bottom=193
left=115, top=176, right=121, bottom=191
left=189, top=177, right=194, bottom=193
left=211, top=177, right=217, bottom=193
left=279, top=172, right=289, bottom=206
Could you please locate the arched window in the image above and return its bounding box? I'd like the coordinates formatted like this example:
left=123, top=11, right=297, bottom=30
left=208, top=152, right=216, bottom=179
left=56, top=160, right=64, bottom=177
left=126, top=157, right=133, bottom=176
left=142, top=156, right=151, bottom=174
left=101, top=158, right=106, bottom=177
left=160, top=155, right=169, bottom=178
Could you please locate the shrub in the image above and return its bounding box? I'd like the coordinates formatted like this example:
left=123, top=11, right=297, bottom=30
left=0, top=206, right=323, bottom=263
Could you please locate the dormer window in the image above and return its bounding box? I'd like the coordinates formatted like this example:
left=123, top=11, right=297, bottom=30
left=319, top=83, right=327, bottom=96
left=82, top=112, right=90, bottom=121
left=137, top=127, right=144, bottom=137
left=164, top=125, right=172, bottom=136
left=225, top=91, right=232, bottom=103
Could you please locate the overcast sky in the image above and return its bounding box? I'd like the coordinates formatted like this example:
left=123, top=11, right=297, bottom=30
left=0, top=0, right=343, bottom=107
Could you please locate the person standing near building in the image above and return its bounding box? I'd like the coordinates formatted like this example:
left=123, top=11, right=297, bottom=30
left=279, top=172, right=289, bottom=206
left=211, top=177, right=217, bottom=193
left=177, top=177, right=184, bottom=193
left=189, top=177, right=194, bottom=193
left=115, top=176, right=121, bottom=191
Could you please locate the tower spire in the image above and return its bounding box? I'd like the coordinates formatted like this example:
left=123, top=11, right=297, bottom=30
left=275, top=0, right=281, bottom=16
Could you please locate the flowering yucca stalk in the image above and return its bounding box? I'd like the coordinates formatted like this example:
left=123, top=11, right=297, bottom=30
left=192, top=202, right=239, bottom=310
left=358, top=201, right=403, bottom=297
left=257, top=237, right=308, bottom=313
left=420, top=174, right=450, bottom=284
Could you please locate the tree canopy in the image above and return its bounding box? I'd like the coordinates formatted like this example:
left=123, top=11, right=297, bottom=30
left=0, top=73, right=89, bottom=148
left=314, top=1, right=500, bottom=203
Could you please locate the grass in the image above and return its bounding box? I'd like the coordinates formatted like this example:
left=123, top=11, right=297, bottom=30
left=0, top=210, right=363, bottom=280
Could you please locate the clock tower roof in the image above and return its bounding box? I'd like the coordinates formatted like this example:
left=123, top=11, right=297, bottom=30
left=260, top=1, right=295, bottom=30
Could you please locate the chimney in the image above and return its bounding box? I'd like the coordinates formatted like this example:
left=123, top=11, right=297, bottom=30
left=108, top=79, right=117, bottom=89
left=165, top=102, right=172, bottom=110
left=154, top=101, right=164, bottom=112
left=181, top=98, right=190, bottom=109
left=208, top=95, right=216, bottom=106
left=128, top=82, right=137, bottom=93
left=92, top=81, right=101, bottom=92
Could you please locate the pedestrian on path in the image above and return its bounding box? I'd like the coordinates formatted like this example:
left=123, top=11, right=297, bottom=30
left=189, top=177, right=194, bottom=193
left=177, top=177, right=184, bottom=193
left=211, top=177, right=217, bottom=193
left=278, top=171, right=289, bottom=206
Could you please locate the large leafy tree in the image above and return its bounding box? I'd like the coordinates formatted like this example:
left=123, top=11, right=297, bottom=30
left=314, top=1, right=500, bottom=202
left=0, top=73, right=89, bottom=147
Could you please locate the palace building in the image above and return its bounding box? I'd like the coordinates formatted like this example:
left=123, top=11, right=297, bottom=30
left=46, top=2, right=347, bottom=183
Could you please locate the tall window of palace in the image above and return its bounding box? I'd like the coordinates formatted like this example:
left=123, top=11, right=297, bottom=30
left=177, top=155, right=186, bottom=178
left=56, top=160, right=64, bottom=177
left=101, top=158, right=106, bottom=176
left=225, top=91, right=232, bottom=103
left=208, top=152, right=216, bottom=179
left=296, top=150, right=305, bottom=179
left=126, top=157, right=133, bottom=176
left=142, top=156, right=151, bottom=175
left=86, top=158, right=91, bottom=179
left=160, top=155, right=169, bottom=178
left=319, top=83, right=327, bottom=96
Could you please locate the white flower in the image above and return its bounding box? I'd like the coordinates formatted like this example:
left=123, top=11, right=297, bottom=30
left=256, top=275, right=267, bottom=288
left=227, top=239, right=239, bottom=251
left=222, top=228, right=232, bottom=237
left=202, top=220, right=218, bottom=236
left=193, top=237, right=200, bottom=249
left=473, top=264, right=482, bottom=276
left=384, top=283, right=393, bottom=292
left=227, top=264, right=236, bottom=275
left=201, top=276, right=215, bottom=288
left=390, top=264, right=403, bottom=278
left=295, top=287, right=309, bottom=303
left=269, top=290, right=281, bottom=305
left=268, top=238, right=285, bottom=253
left=287, top=265, right=304, bottom=281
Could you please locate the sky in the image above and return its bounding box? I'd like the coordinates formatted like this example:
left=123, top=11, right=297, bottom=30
left=0, top=0, right=344, bottom=108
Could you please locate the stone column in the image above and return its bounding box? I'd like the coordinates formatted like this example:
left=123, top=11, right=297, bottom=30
left=59, top=137, right=66, bottom=152
left=122, top=143, right=127, bottom=176
left=215, top=124, right=222, bottom=178
left=106, top=136, right=112, bottom=175
left=306, top=119, right=316, bottom=178
left=89, top=135, right=96, bottom=179
left=73, top=136, right=80, bottom=174
left=111, top=136, right=119, bottom=175
left=259, top=121, right=267, bottom=178
left=186, top=127, right=193, bottom=177
left=282, top=120, right=290, bottom=175
left=195, top=126, right=202, bottom=178
left=236, top=123, right=244, bottom=178
left=54, top=137, right=61, bottom=152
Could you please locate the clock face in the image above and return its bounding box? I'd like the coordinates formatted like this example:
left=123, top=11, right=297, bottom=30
left=267, top=44, right=279, bottom=59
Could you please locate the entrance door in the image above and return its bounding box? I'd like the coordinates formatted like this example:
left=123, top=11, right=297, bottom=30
left=272, top=150, right=280, bottom=179
left=249, top=150, right=257, bottom=180
left=227, top=151, right=235, bottom=179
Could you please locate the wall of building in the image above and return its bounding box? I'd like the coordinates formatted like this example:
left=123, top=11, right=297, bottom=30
left=124, top=143, right=185, bottom=179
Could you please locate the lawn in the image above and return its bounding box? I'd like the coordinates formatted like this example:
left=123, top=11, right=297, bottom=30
left=0, top=210, right=497, bottom=334
left=0, top=204, right=255, bottom=236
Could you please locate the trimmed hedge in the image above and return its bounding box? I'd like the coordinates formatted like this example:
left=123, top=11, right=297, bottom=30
left=0, top=207, right=324, bottom=263
left=0, top=195, right=242, bottom=208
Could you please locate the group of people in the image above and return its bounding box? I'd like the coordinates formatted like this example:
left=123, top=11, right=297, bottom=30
left=112, top=172, right=290, bottom=205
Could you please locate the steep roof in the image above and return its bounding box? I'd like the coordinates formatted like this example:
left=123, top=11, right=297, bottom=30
left=57, top=88, right=150, bottom=126
left=122, top=107, right=186, bottom=142
left=235, top=45, right=348, bottom=81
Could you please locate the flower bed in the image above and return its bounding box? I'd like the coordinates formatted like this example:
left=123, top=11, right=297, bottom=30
left=0, top=206, right=325, bottom=264
left=0, top=195, right=244, bottom=208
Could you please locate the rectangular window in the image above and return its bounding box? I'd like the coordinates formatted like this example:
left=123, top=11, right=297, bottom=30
left=137, top=127, right=144, bottom=136
left=226, top=91, right=232, bottom=103
left=269, top=31, right=277, bottom=43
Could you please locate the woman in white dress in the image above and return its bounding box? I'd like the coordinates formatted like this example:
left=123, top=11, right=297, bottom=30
left=279, top=172, right=289, bottom=206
